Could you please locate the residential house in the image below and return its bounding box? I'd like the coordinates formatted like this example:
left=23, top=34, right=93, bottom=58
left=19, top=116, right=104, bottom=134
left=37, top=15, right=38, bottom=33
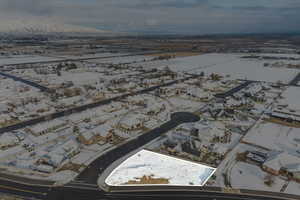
left=119, top=114, right=147, bottom=132
left=26, top=119, right=67, bottom=136
left=78, top=124, right=112, bottom=145
left=0, top=133, right=19, bottom=150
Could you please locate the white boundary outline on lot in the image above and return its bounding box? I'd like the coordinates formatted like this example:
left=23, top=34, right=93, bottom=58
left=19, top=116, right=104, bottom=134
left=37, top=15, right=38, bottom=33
left=105, top=149, right=216, bottom=187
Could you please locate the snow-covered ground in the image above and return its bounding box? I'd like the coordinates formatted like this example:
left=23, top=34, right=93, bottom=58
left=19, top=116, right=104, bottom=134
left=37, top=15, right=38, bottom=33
left=243, top=121, right=300, bottom=156
left=257, top=53, right=300, bottom=59
left=278, top=86, right=300, bottom=112
left=230, top=162, right=286, bottom=192
left=168, top=97, right=205, bottom=112
left=2, top=48, right=300, bottom=192
left=285, top=181, right=300, bottom=196
left=91, top=55, right=153, bottom=64
left=46, top=71, right=103, bottom=86
left=55, top=52, right=126, bottom=60
left=0, top=55, right=63, bottom=66
left=104, top=149, right=216, bottom=186
left=164, top=53, right=299, bottom=83
left=0, top=52, right=131, bottom=66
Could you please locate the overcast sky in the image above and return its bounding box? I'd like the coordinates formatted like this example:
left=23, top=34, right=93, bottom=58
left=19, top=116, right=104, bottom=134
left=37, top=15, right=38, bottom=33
left=1, top=0, right=300, bottom=34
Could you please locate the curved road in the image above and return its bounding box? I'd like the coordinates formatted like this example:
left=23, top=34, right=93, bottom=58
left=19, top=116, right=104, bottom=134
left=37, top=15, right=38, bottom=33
left=74, top=112, right=200, bottom=184
left=0, top=111, right=299, bottom=199
left=0, top=90, right=298, bottom=200
left=0, top=112, right=200, bottom=199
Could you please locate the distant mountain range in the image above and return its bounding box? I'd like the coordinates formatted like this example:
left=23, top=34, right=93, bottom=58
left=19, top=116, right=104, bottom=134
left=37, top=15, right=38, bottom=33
left=0, top=19, right=109, bottom=36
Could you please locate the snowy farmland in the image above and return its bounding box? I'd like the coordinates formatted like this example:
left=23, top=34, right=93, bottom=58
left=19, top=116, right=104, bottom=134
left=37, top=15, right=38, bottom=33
left=0, top=52, right=130, bottom=66
left=0, top=55, right=64, bottom=66
left=165, top=53, right=299, bottom=84
left=104, top=149, right=216, bottom=187
left=54, top=52, right=127, bottom=60
left=91, top=55, right=153, bottom=65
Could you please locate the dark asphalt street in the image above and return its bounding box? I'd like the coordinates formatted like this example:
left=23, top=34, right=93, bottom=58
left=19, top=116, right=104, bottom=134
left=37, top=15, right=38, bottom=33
left=0, top=51, right=161, bottom=68
left=215, top=81, right=253, bottom=98
left=0, top=76, right=192, bottom=135
left=74, top=112, right=200, bottom=184
left=289, top=72, right=300, bottom=86
left=0, top=71, right=50, bottom=92
left=47, top=189, right=299, bottom=200
left=0, top=112, right=298, bottom=199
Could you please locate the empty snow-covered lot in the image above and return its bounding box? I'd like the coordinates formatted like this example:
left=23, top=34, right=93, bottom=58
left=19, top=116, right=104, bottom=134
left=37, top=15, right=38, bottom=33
left=230, top=162, right=285, bottom=192
left=104, top=149, right=216, bottom=187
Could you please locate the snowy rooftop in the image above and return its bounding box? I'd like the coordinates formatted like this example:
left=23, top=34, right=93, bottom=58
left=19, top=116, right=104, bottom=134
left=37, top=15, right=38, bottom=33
left=105, top=149, right=216, bottom=187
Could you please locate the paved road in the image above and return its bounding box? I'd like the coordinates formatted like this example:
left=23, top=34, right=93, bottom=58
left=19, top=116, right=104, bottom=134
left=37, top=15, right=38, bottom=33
left=47, top=188, right=299, bottom=200
left=289, top=72, right=300, bottom=86
left=0, top=76, right=193, bottom=135
left=0, top=112, right=298, bottom=200
left=0, top=51, right=160, bottom=68
left=74, top=112, right=200, bottom=184
left=0, top=178, right=50, bottom=199
left=0, top=76, right=196, bottom=197
left=0, top=71, right=50, bottom=92
left=1, top=178, right=298, bottom=200
left=102, top=191, right=297, bottom=200
left=215, top=81, right=253, bottom=98
left=0, top=73, right=299, bottom=199
left=0, top=173, right=54, bottom=186
left=0, top=111, right=200, bottom=200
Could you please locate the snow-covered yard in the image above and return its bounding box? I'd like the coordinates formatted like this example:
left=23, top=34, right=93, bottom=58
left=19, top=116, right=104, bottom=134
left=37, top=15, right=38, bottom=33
left=243, top=121, right=300, bottom=156
left=230, top=162, right=285, bottom=192
left=285, top=181, right=300, bottom=196
left=278, top=86, right=300, bottom=112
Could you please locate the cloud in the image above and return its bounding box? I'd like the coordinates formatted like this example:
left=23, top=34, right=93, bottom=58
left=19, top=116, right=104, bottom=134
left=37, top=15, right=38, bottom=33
left=0, top=0, right=299, bottom=34
left=0, top=0, right=55, bottom=16
left=118, top=0, right=209, bottom=9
